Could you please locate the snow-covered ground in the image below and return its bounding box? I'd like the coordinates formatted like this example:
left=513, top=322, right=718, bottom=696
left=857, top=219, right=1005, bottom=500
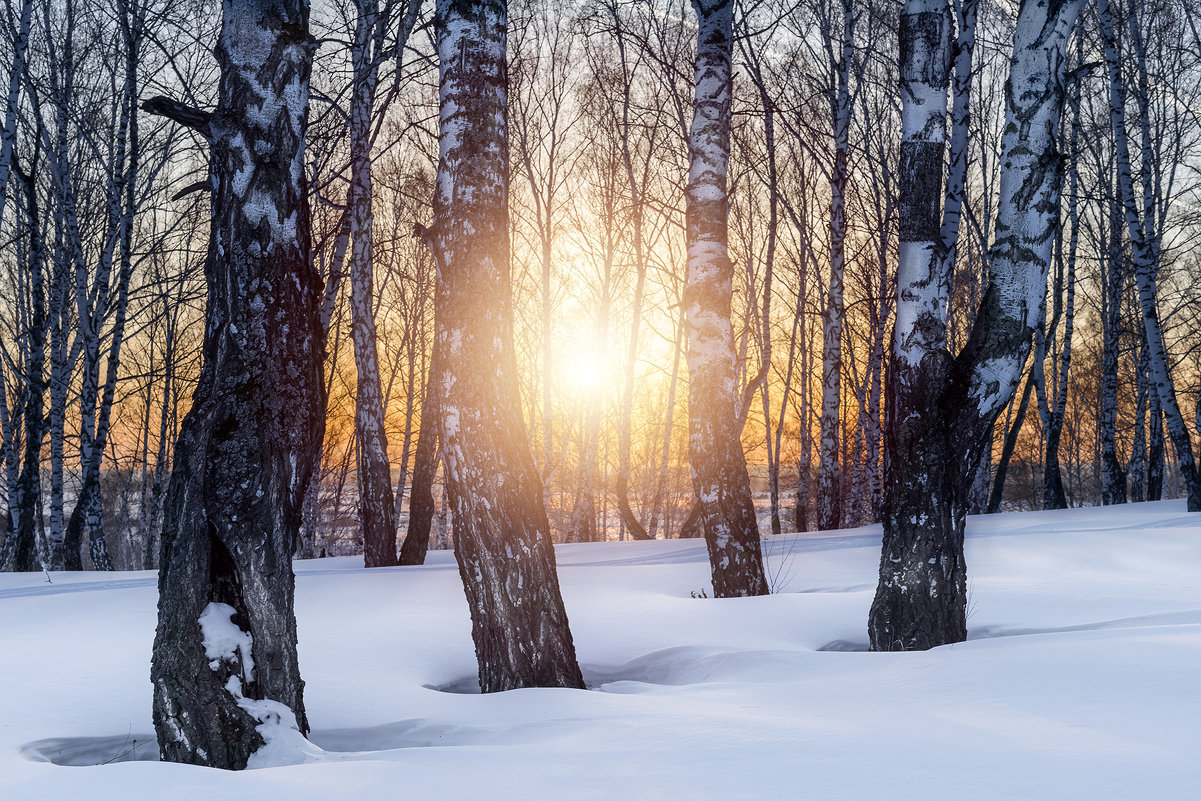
left=2, top=501, right=1198, bottom=800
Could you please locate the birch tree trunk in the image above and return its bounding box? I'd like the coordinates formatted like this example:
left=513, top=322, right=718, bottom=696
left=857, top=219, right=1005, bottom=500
left=0, top=374, right=16, bottom=566
left=1130, top=336, right=1148, bottom=503
left=0, top=0, right=31, bottom=239
left=684, top=0, right=768, bottom=597
left=62, top=0, right=143, bottom=571
left=870, top=0, right=1084, bottom=651
left=1040, top=84, right=1079, bottom=511
left=611, top=6, right=652, bottom=542
left=1099, top=194, right=1127, bottom=505
left=425, top=0, right=583, bottom=692
left=348, top=0, right=397, bottom=567
left=47, top=251, right=72, bottom=567
left=0, top=0, right=37, bottom=568
left=938, top=0, right=977, bottom=282
left=144, top=299, right=177, bottom=570
left=816, top=0, right=855, bottom=532
left=149, top=0, right=324, bottom=768
left=1147, top=383, right=1165, bottom=501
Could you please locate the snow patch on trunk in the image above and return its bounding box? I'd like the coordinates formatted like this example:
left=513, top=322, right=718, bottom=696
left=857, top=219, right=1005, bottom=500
left=198, top=602, right=254, bottom=679
left=198, top=602, right=325, bottom=768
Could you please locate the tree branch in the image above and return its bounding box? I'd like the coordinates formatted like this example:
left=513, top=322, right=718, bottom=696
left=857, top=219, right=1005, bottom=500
left=142, top=96, right=211, bottom=135
left=171, top=180, right=210, bottom=201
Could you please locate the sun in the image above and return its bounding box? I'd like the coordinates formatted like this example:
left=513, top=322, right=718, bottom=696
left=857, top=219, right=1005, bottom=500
left=560, top=349, right=607, bottom=394
left=551, top=324, right=614, bottom=400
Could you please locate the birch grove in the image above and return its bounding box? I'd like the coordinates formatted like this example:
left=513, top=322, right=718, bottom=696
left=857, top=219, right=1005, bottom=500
left=0, top=0, right=1194, bottom=653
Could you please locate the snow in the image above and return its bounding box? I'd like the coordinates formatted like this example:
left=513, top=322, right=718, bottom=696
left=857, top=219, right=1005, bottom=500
left=198, top=602, right=254, bottom=677
left=2, top=501, right=1199, bottom=799
left=197, top=602, right=316, bottom=768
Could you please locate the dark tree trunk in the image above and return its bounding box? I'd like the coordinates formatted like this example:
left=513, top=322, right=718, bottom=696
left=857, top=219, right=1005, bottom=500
left=870, top=0, right=1084, bottom=651
left=683, top=0, right=768, bottom=598
left=677, top=501, right=703, bottom=540
left=872, top=0, right=956, bottom=651
left=425, top=0, right=583, bottom=693
left=149, top=0, right=323, bottom=770
left=1099, top=195, right=1127, bottom=506
left=398, top=348, right=439, bottom=566
left=1148, top=389, right=1164, bottom=501
left=9, top=147, right=47, bottom=573
left=987, top=371, right=1033, bottom=514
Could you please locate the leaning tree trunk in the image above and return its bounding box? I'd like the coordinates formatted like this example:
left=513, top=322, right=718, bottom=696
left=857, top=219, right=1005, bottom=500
left=148, top=0, right=323, bottom=769
left=348, top=0, right=397, bottom=568
left=424, top=0, right=583, bottom=693
left=870, top=0, right=1084, bottom=651
left=683, top=0, right=768, bottom=598
left=986, top=366, right=1034, bottom=513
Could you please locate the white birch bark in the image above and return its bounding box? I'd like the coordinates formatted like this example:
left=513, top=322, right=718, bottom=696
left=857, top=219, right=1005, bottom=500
left=425, top=0, right=584, bottom=691
left=347, top=0, right=409, bottom=567
left=0, top=0, right=32, bottom=232
left=871, top=0, right=1085, bottom=651
left=151, top=0, right=324, bottom=768
left=684, top=0, right=767, bottom=597
left=817, top=0, right=856, bottom=532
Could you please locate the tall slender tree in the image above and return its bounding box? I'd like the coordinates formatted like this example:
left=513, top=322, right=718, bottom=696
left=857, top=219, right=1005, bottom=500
left=684, top=0, right=768, bottom=597
left=1099, top=0, right=1201, bottom=511
left=816, top=0, right=855, bottom=532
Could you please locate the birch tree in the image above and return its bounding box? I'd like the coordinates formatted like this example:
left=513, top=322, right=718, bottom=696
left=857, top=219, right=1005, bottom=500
left=1099, top=0, right=1201, bottom=511
left=398, top=346, right=438, bottom=565
left=347, top=0, right=420, bottom=568
left=1034, top=65, right=1080, bottom=510
left=423, top=0, right=584, bottom=692
left=5, top=138, right=46, bottom=573
left=148, top=0, right=324, bottom=768
left=815, top=0, right=855, bottom=532
left=684, top=0, right=768, bottom=597
left=870, top=0, right=1085, bottom=651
